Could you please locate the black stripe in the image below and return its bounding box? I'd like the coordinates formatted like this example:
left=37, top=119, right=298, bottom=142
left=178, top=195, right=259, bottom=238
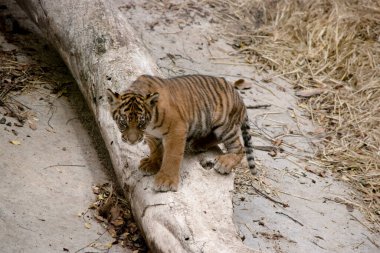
left=199, top=75, right=218, bottom=109
left=153, top=106, right=159, bottom=124
left=181, top=77, right=196, bottom=122
left=187, top=76, right=205, bottom=136
left=162, top=122, right=172, bottom=136
left=211, top=79, right=226, bottom=125
left=221, top=127, right=236, bottom=142
left=211, top=123, right=224, bottom=132
left=152, top=76, right=166, bottom=87
left=153, top=109, right=166, bottom=130
left=224, top=135, right=239, bottom=147
left=112, top=110, right=118, bottom=119
left=245, top=149, right=253, bottom=154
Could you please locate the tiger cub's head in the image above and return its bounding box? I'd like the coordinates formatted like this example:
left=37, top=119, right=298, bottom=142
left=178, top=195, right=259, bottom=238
left=106, top=89, right=159, bottom=145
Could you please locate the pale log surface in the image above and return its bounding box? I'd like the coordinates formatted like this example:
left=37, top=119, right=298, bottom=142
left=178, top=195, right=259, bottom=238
left=16, top=0, right=255, bottom=252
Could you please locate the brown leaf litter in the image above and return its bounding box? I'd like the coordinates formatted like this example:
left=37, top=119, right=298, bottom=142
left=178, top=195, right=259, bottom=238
left=90, top=183, right=148, bottom=252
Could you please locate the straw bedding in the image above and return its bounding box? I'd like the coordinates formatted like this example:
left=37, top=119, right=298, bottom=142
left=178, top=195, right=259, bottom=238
left=207, top=0, right=380, bottom=227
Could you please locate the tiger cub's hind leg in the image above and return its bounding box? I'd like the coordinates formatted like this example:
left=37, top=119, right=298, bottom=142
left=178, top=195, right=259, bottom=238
left=213, top=126, right=245, bottom=174
left=139, top=135, right=163, bottom=175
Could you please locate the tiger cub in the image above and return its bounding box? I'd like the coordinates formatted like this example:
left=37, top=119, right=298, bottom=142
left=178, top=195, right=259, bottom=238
left=107, top=75, right=255, bottom=192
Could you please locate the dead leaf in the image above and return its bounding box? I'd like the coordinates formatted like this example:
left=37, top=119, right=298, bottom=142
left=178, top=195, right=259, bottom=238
left=108, top=227, right=118, bottom=238
left=298, top=103, right=308, bottom=110
left=92, top=185, right=100, bottom=194
left=233, top=79, right=252, bottom=90
left=131, top=234, right=139, bottom=242
left=296, top=88, right=325, bottom=97
left=111, top=217, right=124, bottom=227
left=104, top=242, right=113, bottom=249
left=272, top=139, right=283, bottom=146
left=119, top=231, right=130, bottom=240
left=88, top=203, right=97, bottom=209
left=10, top=140, right=21, bottom=145
left=94, top=212, right=107, bottom=222
left=110, top=206, right=122, bottom=221
left=28, top=120, right=37, bottom=130
left=84, top=222, right=92, bottom=229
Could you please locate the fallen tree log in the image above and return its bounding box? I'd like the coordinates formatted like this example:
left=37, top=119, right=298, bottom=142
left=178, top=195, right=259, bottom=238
left=17, top=1, right=255, bottom=252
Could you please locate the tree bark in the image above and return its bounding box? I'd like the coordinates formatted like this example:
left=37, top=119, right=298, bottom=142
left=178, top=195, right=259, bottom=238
left=16, top=1, right=255, bottom=252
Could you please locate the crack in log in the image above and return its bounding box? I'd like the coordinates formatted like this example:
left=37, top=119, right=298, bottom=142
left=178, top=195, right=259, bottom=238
left=38, top=0, right=48, bottom=20
left=141, top=203, right=167, bottom=218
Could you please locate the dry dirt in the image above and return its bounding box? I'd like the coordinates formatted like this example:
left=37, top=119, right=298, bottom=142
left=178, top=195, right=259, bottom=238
left=1, top=0, right=379, bottom=253
left=0, top=1, right=137, bottom=252
left=115, top=0, right=379, bottom=252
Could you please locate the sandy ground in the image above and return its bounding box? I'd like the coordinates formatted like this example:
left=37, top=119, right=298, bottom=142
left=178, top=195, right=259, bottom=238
left=115, top=0, right=379, bottom=252
left=0, top=1, right=127, bottom=252
left=0, top=0, right=379, bottom=253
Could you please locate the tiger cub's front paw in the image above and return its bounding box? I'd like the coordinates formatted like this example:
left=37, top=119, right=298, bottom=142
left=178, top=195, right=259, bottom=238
left=214, top=154, right=238, bottom=174
left=138, top=157, right=160, bottom=175
left=154, top=172, right=179, bottom=192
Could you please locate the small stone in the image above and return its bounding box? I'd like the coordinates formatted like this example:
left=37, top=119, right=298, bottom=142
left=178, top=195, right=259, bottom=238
left=28, top=121, right=37, bottom=130
left=62, top=147, right=67, bottom=151
left=14, top=122, right=24, bottom=127
left=0, top=117, right=6, bottom=124
left=11, top=129, right=18, bottom=136
left=6, top=122, right=11, bottom=126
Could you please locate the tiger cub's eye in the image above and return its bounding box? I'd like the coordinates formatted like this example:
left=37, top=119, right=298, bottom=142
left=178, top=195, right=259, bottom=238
left=138, top=122, right=144, bottom=129
left=118, top=115, right=128, bottom=130
left=138, top=117, right=146, bottom=129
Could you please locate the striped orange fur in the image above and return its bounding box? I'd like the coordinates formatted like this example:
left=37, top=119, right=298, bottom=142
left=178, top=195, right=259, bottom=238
left=107, top=75, right=255, bottom=192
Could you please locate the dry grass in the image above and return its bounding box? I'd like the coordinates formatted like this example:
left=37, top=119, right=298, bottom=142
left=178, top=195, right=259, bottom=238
left=207, top=0, right=380, bottom=228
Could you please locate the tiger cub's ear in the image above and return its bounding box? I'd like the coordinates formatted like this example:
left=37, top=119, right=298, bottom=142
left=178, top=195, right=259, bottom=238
left=106, top=89, right=121, bottom=111
left=145, top=92, right=159, bottom=106
left=106, top=89, right=120, bottom=104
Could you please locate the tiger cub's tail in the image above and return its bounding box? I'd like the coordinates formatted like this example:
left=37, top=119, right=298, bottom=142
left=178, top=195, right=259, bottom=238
left=241, top=118, right=256, bottom=174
